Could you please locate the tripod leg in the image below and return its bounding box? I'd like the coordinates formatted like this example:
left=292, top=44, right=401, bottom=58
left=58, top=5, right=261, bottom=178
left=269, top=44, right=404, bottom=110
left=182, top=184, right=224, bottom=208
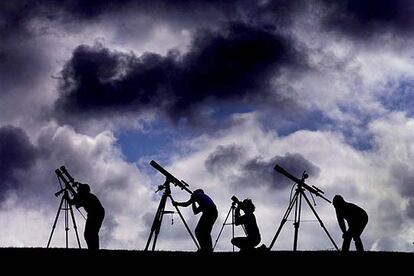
left=301, top=192, right=339, bottom=251
left=232, top=207, right=235, bottom=252
left=65, top=198, right=69, bottom=248
left=213, top=206, right=233, bottom=250
left=293, top=191, right=303, bottom=251
left=145, top=191, right=168, bottom=251
left=68, top=202, right=82, bottom=249
left=47, top=195, right=65, bottom=248
left=169, top=195, right=200, bottom=250
left=268, top=191, right=299, bottom=250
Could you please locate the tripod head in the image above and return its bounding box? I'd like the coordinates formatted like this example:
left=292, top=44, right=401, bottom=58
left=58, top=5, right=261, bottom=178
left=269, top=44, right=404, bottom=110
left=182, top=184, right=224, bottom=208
left=301, top=171, right=309, bottom=181
left=155, top=182, right=172, bottom=195
left=150, top=160, right=193, bottom=194
left=274, top=164, right=331, bottom=203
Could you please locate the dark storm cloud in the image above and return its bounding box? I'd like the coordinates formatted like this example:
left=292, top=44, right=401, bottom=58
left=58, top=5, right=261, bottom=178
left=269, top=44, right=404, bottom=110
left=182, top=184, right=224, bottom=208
left=54, top=22, right=300, bottom=124
left=322, top=0, right=414, bottom=36
left=238, top=153, right=320, bottom=189
left=0, top=0, right=249, bottom=27
left=0, top=126, right=39, bottom=192
left=14, top=0, right=302, bottom=22
left=205, top=144, right=245, bottom=174
left=0, top=2, right=50, bottom=95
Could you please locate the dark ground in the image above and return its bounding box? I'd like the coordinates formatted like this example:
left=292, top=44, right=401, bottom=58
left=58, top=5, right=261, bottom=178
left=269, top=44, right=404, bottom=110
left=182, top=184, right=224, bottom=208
left=1, top=248, right=412, bottom=273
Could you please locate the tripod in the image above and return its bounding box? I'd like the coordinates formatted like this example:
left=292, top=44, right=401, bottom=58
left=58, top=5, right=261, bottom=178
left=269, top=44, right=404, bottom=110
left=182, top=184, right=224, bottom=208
left=47, top=189, right=81, bottom=248
left=214, top=203, right=236, bottom=252
left=214, top=203, right=247, bottom=252
left=268, top=183, right=339, bottom=251
left=145, top=180, right=200, bottom=251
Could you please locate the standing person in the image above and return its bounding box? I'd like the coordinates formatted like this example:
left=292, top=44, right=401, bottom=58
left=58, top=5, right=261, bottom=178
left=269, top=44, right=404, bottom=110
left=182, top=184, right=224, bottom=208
left=231, top=198, right=261, bottom=252
left=332, top=194, right=368, bottom=252
left=173, top=189, right=218, bottom=252
left=69, top=183, right=105, bottom=250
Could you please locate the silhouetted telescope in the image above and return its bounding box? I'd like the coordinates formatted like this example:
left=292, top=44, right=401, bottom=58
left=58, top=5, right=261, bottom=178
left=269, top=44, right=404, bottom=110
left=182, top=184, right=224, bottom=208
left=54, top=166, right=79, bottom=197
left=274, top=164, right=331, bottom=203
left=150, top=160, right=192, bottom=194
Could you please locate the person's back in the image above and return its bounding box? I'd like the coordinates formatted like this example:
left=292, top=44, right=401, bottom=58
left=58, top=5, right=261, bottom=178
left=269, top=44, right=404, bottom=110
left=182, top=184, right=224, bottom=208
left=338, top=202, right=368, bottom=227
left=78, top=192, right=105, bottom=216
left=192, top=191, right=217, bottom=213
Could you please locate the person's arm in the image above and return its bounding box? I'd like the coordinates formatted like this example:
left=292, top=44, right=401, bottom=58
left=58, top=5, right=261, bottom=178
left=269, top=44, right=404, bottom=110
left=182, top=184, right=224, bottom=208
left=67, top=194, right=82, bottom=208
left=173, top=198, right=192, bottom=207
left=234, top=207, right=243, bottom=226
left=192, top=201, right=201, bottom=214
left=335, top=209, right=347, bottom=234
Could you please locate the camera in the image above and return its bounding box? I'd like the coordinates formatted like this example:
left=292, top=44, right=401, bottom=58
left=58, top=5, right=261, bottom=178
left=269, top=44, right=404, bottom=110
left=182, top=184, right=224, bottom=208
left=231, top=195, right=240, bottom=203
left=231, top=195, right=241, bottom=207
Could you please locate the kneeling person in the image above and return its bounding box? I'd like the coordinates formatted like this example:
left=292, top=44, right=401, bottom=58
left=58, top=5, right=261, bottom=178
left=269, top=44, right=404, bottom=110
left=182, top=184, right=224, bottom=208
left=231, top=198, right=261, bottom=251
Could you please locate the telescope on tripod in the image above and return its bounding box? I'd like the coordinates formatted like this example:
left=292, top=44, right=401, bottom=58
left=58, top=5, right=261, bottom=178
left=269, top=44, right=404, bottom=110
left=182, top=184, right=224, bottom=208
left=214, top=195, right=246, bottom=252
left=145, top=160, right=199, bottom=251
left=47, top=166, right=83, bottom=248
left=268, top=164, right=339, bottom=251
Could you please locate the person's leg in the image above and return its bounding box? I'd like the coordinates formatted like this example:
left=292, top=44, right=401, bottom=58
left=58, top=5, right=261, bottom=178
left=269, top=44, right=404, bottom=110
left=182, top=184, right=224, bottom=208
left=349, top=221, right=366, bottom=252
left=85, top=216, right=103, bottom=250
left=196, top=212, right=217, bottom=252
left=354, top=236, right=364, bottom=251
left=342, top=235, right=351, bottom=252
left=204, top=210, right=217, bottom=251
left=95, top=213, right=104, bottom=250
left=195, top=217, right=207, bottom=251
left=231, top=237, right=249, bottom=250
left=84, top=218, right=93, bottom=249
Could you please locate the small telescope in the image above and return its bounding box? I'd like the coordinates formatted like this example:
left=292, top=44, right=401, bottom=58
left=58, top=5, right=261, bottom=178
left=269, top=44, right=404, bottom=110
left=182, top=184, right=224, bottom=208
left=231, top=195, right=241, bottom=207
left=274, top=164, right=330, bottom=203
left=231, top=195, right=240, bottom=204
left=54, top=166, right=79, bottom=197
left=150, top=160, right=192, bottom=194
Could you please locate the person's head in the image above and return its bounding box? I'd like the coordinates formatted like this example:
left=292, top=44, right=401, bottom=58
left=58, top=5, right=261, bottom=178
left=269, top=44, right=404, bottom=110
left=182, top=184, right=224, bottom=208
left=77, top=183, right=91, bottom=195
left=332, top=194, right=345, bottom=208
left=241, top=199, right=255, bottom=213
left=193, top=189, right=204, bottom=195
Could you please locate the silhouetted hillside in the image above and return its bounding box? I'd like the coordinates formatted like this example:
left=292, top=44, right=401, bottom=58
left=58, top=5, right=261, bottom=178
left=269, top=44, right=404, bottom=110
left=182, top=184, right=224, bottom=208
left=0, top=248, right=412, bottom=273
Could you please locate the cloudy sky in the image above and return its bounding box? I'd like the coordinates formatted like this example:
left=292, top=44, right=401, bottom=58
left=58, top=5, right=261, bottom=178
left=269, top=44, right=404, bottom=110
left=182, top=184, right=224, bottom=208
left=1, top=0, right=414, bottom=252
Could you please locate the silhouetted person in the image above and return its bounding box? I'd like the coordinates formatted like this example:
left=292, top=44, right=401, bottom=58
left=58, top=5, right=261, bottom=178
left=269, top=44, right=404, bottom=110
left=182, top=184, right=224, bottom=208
left=69, top=183, right=105, bottom=250
left=173, top=189, right=218, bottom=252
left=333, top=195, right=368, bottom=252
left=231, top=198, right=261, bottom=252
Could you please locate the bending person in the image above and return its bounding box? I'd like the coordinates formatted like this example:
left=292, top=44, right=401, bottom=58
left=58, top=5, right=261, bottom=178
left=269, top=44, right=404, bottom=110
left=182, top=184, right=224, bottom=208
left=69, top=183, right=105, bottom=250
left=231, top=198, right=261, bottom=252
left=332, top=194, right=368, bottom=252
left=173, top=189, right=218, bottom=252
